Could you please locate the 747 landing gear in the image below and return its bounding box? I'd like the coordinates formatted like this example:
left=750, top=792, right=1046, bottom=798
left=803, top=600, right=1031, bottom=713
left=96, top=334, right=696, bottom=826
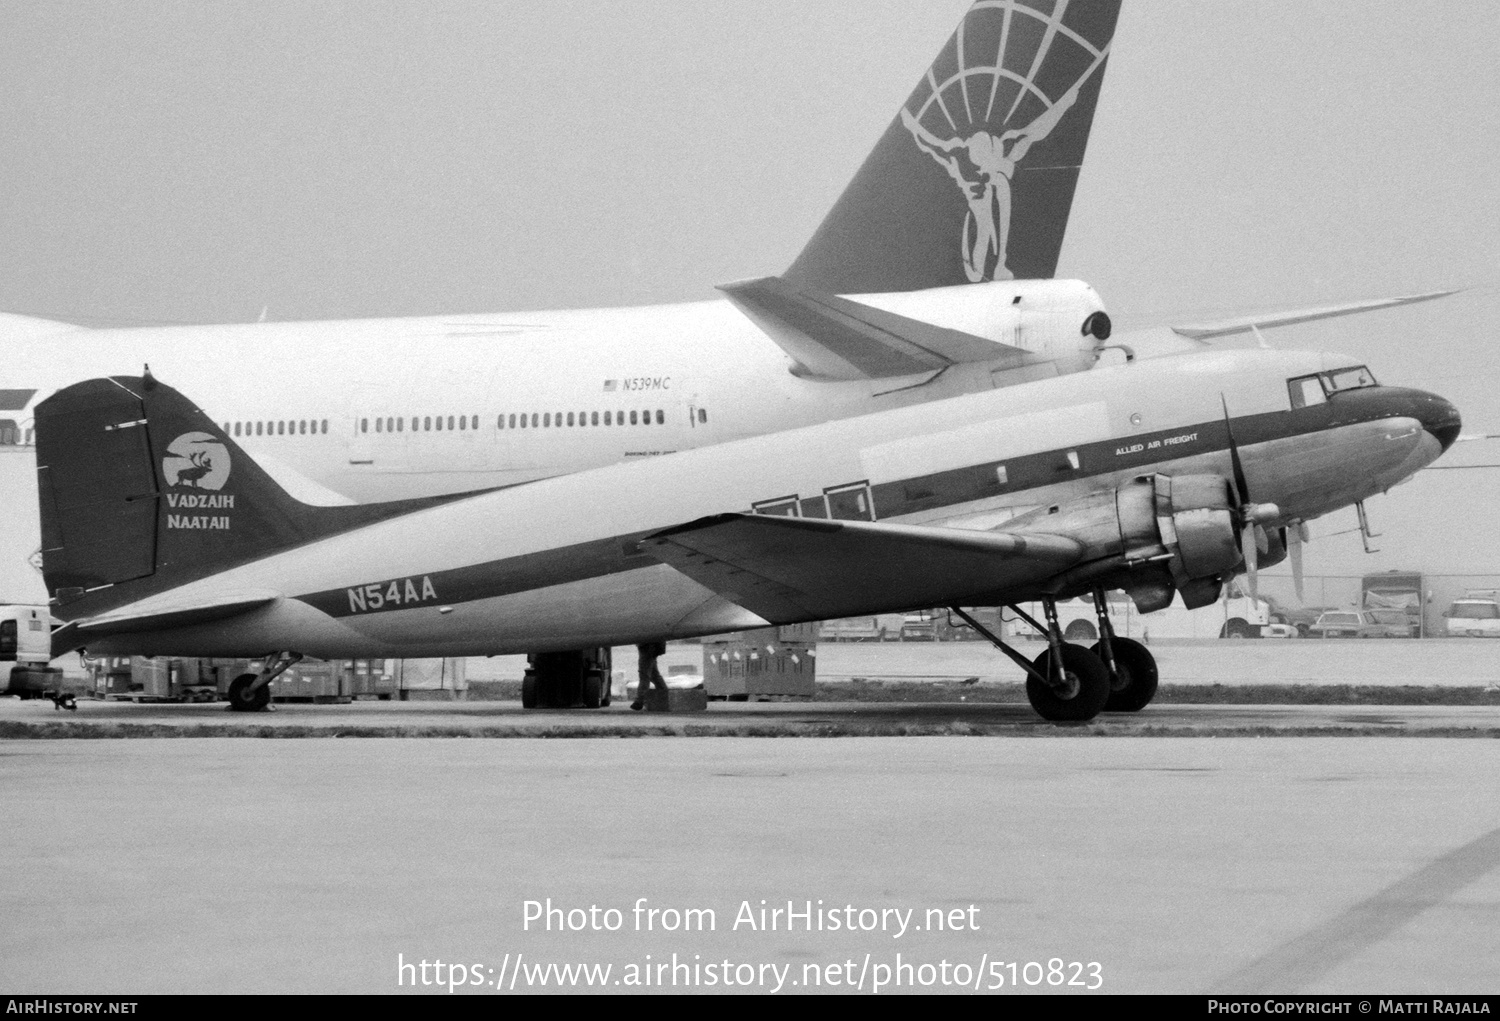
left=226, top=652, right=303, bottom=712
left=1086, top=587, right=1159, bottom=712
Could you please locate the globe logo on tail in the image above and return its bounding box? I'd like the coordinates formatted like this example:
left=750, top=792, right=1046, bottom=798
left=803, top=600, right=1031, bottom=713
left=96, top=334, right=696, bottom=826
left=902, top=1, right=1113, bottom=282
left=163, top=432, right=231, bottom=491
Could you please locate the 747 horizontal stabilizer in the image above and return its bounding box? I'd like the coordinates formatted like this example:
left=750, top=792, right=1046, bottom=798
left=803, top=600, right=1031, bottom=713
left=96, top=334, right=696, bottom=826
left=718, top=276, right=1042, bottom=381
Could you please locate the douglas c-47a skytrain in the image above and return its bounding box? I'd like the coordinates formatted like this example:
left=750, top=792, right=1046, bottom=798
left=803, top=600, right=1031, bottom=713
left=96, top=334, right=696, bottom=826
left=32, top=349, right=1459, bottom=722
left=4, top=1, right=1463, bottom=717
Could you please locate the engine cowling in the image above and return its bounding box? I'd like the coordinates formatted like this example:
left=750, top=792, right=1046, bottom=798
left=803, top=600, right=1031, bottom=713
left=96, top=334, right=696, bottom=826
left=1005, top=473, right=1262, bottom=612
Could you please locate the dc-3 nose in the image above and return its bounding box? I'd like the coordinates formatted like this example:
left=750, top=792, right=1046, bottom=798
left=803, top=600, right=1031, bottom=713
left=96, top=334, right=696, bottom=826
left=1411, top=389, right=1463, bottom=451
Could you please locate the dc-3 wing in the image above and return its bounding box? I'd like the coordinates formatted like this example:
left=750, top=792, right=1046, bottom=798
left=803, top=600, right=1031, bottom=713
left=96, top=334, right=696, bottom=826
left=643, top=513, right=1082, bottom=623
left=718, top=276, right=1043, bottom=381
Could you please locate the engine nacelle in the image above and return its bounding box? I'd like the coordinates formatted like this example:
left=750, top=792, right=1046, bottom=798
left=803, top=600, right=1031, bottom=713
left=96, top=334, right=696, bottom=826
left=1153, top=475, right=1243, bottom=584
left=1005, top=473, right=1256, bottom=612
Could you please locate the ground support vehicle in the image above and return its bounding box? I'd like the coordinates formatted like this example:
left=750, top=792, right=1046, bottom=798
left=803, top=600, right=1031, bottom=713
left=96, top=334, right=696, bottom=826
left=521, top=648, right=611, bottom=708
left=1360, top=609, right=1420, bottom=638
left=2, top=604, right=73, bottom=702
left=1361, top=570, right=1426, bottom=638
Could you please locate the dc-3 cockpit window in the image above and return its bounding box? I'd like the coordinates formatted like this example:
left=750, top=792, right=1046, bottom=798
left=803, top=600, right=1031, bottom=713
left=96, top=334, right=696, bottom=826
left=1289, top=365, right=1378, bottom=408
left=1288, top=376, right=1327, bottom=409
left=1324, top=365, right=1377, bottom=393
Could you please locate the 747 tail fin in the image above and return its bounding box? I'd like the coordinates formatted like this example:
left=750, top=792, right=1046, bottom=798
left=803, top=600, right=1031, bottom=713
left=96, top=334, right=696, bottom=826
left=785, top=0, right=1121, bottom=294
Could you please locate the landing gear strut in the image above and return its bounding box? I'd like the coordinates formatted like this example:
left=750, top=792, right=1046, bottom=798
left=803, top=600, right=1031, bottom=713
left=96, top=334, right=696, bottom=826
left=521, top=648, right=612, bottom=709
left=948, top=604, right=1109, bottom=722
left=226, top=652, right=302, bottom=712
left=1086, top=587, right=1159, bottom=712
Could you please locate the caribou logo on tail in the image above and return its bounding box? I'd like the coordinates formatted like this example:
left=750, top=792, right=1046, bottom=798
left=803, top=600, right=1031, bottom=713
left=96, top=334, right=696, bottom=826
left=163, top=432, right=231, bottom=491
left=902, top=2, right=1113, bottom=282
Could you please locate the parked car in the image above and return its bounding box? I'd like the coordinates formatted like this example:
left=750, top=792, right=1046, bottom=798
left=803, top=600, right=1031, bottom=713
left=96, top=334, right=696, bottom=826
left=1266, top=602, right=1336, bottom=638
left=819, top=617, right=885, bottom=642
left=1308, top=609, right=1416, bottom=638
left=900, top=612, right=938, bottom=641
left=1307, top=610, right=1366, bottom=638
left=1443, top=599, right=1500, bottom=638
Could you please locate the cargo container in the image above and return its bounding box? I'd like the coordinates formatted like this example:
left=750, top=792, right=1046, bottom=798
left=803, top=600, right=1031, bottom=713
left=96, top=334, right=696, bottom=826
left=703, top=624, right=816, bottom=700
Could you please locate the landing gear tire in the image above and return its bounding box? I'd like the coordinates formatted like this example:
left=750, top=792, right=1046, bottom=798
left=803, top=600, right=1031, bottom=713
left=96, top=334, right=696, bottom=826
left=1092, top=637, right=1159, bottom=713
left=227, top=673, right=271, bottom=712
left=1025, top=644, right=1110, bottom=722
left=521, top=673, right=539, bottom=709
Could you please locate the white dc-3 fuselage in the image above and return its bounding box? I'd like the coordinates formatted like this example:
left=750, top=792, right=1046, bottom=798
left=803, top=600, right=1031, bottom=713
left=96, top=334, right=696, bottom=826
left=73, top=348, right=1457, bottom=659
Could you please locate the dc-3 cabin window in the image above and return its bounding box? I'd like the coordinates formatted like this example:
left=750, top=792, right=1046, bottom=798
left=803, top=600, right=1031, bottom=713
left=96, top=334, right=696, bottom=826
left=753, top=496, right=801, bottom=518
left=825, top=481, right=876, bottom=521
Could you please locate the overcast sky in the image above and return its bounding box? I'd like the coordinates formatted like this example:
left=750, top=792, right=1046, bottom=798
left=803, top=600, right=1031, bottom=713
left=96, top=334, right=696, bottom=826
left=2, top=0, right=1497, bottom=580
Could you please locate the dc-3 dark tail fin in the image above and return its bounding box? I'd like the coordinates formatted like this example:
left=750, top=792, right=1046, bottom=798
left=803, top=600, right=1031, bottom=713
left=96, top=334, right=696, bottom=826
left=785, top=0, right=1121, bottom=294
left=34, top=374, right=457, bottom=620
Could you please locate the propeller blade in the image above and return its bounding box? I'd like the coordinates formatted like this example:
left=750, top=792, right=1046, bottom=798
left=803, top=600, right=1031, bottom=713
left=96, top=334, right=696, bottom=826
left=1289, top=526, right=1305, bottom=603
left=1241, top=522, right=1259, bottom=602
left=1220, top=394, right=1251, bottom=507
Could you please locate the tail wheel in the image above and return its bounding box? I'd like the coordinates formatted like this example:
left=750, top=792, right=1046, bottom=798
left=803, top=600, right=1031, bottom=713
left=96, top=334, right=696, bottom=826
left=226, top=673, right=271, bottom=713
left=521, top=673, right=539, bottom=709
left=1092, top=637, right=1159, bottom=713
left=1025, top=644, right=1109, bottom=722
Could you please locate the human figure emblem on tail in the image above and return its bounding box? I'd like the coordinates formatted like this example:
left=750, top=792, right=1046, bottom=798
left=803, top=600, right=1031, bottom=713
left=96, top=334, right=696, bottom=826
left=900, top=3, right=1113, bottom=282
left=163, top=432, right=231, bottom=490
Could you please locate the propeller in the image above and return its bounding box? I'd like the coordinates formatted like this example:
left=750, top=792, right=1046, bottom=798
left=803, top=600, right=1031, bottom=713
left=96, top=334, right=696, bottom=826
left=1220, top=395, right=1280, bottom=602
left=1287, top=520, right=1310, bottom=603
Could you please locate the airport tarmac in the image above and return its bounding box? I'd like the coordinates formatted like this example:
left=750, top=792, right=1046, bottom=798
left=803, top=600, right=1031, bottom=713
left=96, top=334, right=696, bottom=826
left=795, top=637, right=1500, bottom=688
left=4, top=640, right=1498, bottom=995
left=3, top=696, right=1500, bottom=738
left=1, top=738, right=1497, bottom=994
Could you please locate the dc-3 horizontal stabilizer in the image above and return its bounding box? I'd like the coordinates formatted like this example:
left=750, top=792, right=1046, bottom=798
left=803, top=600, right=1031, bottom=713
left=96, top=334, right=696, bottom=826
left=717, top=275, right=1047, bottom=381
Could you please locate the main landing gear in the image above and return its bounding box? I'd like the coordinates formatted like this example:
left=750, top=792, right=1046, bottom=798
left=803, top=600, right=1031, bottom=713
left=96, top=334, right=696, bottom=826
left=226, top=652, right=303, bottom=712
left=949, top=589, right=1159, bottom=722
left=1085, top=588, right=1159, bottom=713
left=521, top=648, right=612, bottom=709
